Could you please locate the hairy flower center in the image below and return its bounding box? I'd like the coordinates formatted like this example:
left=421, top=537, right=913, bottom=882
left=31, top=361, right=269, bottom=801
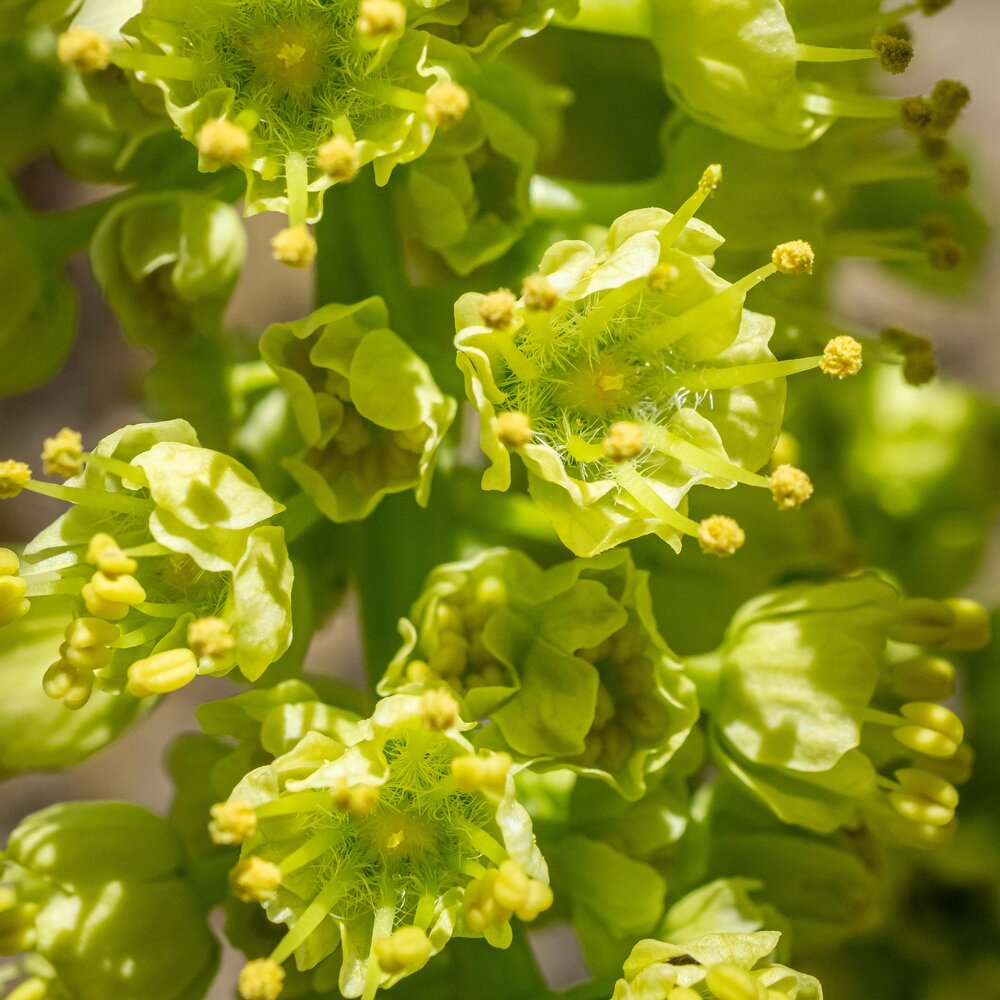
left=246, top=24, right=333, bottom=95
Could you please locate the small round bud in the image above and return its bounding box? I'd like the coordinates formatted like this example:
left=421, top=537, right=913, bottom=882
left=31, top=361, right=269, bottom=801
left=698, top=515, right=745, bottom=557
left=771, top=240, right=814, bottom=275
left=479, top=288, right=517, bottom=328
left=421, top=689, right=460, bottom=731
left=648, top=263, right=680, bottom=290
left=230, top=857, right=282, bottom=902
left=705, top=963, right=761, bottom=1000
left=56, top=27, right=111, bottom=72
left=426, top=81, right=470, bottom=129
left=358, top=0, right=407, bottom=37
left=768, top=464, right=813, bottom=510
left=603, top=422, right=645, bottom=462
left=374, top=926, right=432, bottom=974
left=0, top=460, right=31, bottom=498
left=316, top=135, right=360, bottom=181
left=198, top=118, right=251, bottom=166
left=820, top=336, right=863, bottom=378
left=41, top=427, right=83, bottom=478
left=209, top=800, right=257, bottom=845
left=494, top=411, right=533, bottom=448
left=126, top=648, right=198, bottom=697
left=271, top=225, right=317, bottom=268
left=871, top=34, right=914, bottom=74
left=238, top=958, right=285, bottom=1000
left=699, top=163, right=723, bottom=192
left=522, top=275, right=559, bottom=312
left=188, top=616, right=235, bottom=662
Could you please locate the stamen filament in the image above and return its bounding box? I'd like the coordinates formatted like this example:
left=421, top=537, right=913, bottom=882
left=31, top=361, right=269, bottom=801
left=133, top=601, right=198, bottom=618
left=796, top=43, right=878, bottom=62
left=23, top=580, right=84, bottom=598
left=122, top=542, right=173, bottom=558
left=285, top=152, right=309, bottom=228
left=614, top=463, right=700, bottom=537
left=800, top=87, right=900, bottom=119
left=658, top=171, right=719, bottom=248
left=270, top=878, right=347, bottom=966
left=661, top=357, right=821, bottom=394
left=21, top=479, right=151, bottom=516
left=80, top=452, right=148, bottom=486
left=111, top=49, right=200, bottom=81
left=463, top=826, right=508, bottom=866
left=575, top=283, right=643, bottom=339
left=361, top=899, right=397, bottom=1000
left=495, top=334, right=540, bottom=381
left=112, top=620, right=173, bottom=649
left=255, top=791, right=334, bottom=818
left=353, top=79, right=426, bottom=114
left=643, top=426, right=769, bottom=488
left=279, top=832, right=340, bottom=875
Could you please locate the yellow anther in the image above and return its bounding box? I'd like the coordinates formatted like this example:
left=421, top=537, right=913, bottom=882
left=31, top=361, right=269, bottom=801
left=374, top=925, right=432, bottom=974
left=358, top=0, right=407, bottom=37
left=705, top=963, right=763, bottom=1000
left=0, top=548, right=18, bottom=577
left=42, top=661, right=94, bottom=710
left=81, top=583, right=130, bottom=621
left=889, top=789, right=954, bottom=827
left=271, top=225, right=317, bottom=268
left=65, top=617, right=120, bottom=647
left=0, top=460, right=31, bottom=499
left=522, top=275, right=559, bottom=312
left=698, top=515, right=746, bottom=557
left=463, top=872, right=509, bottom=932
left=896, top=768, right=960, bottom=809
left=452, top=751, right=512, bottom=795
left=56, top=26, right=111, bottom=72
left=771, top=240, right=814, bottom=275
left=648, top=263, right=681, bottom=290
left=515, top=879, right=553, bottom=922
left=209, top=800, right=257, bottom=845
left=198, top=118, right=251, bottom=166
left=230, top=856, right=282, bottom=903
left=126, top=648, right=199, bottom=697
left=603, top=421, right=645, bottom=462
left=668, top=989, right=703, bottom=1000
left=0, top=572, right=29, bottom=627
left=494, top=411, right=533, bottom=448
left=89, top=570, right=146, bottom=605
left=901, top=701, right=964, bottom=745
left=893, top=596, right=990, bottom=650
left=41, top=428, right=83, bottom=478
left=479, top=288, right=517, bottom=328
left=238, top=958, right=285, bottom=1000
left=405, top=659, right=437, bottom=683
left=277, top=42, right=306, bottom=66
left=85, top=533, right=138, bottom=576
left=871, top=33, right=914, bottom=74
left=939, top=598, right=991, bottom=650
left=421, top=688, right=460, bottom=730
left=699, top=163, right=723, bottom=192
left=426, top=80, right=470, bottom=129
left=820, top=336, right=863, bottom=378
left=768, top=464, right=814, bottom=510
left=316, top=135, right=360, bottom=181
left=331, top=783, right=380, bottom=818
left=890, top=656, right=955, bottom=702
left=188, top=616, right=235, bottom=662
left=491, top=859, right=530, bottom=912
left=59, top=640, right=112, bottom=671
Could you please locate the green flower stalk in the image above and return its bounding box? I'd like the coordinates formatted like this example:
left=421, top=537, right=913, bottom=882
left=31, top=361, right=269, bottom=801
left=259, top=299, right=456, bottom=523
left=114, top=0, right=485, bottom=229
left=0, top=419, right=293, bottom=708
left=220, top=692, right=551, bottom=1000
left=611, top=929, right=822, bottom=1000
left=456, top=173, right=860, bottom=558
left=0, top=801, right=218, bottom=1000
left=380, top=547, right=698, bottom=798
left=686, top=572, right=990, bottom=848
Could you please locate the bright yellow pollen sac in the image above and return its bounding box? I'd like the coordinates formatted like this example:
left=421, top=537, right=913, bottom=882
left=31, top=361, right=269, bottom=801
left=820, top=335, right=863, bottom=378
left=0, top=550, right=29, bottom=626
left=209, top=800, right=258, bottom=845
left=494, top=411, right=533, bottom=448
left=768, top=464, right=814, bottom=510
left=426, top=81, right=471, bottom=129
left=357, top=0, right=407, bottom=37
left=86, top=533, right=138, bottom=576
left=697, top=515, right=746, bottom=557
left=230, top=857, right=282, bottom=903
left=41, top=427, right=83, bottom=478
left=699, top=162, right=723, bottom=192
left=316, top=135, right=360, bottom=181
left=522, top=275, right=559, bottom=312
left=126, top=648, right=199, bottom=697
left=0, top=460, right=32, bottom=499
left=648, top=262, right=681, bottom=291
left=56, top=26, right=111, bottom=72
left=452, top=751, right=512, bottom=795
left=374, top=925, right=432, bottom=974
left=271, top=225, right=317, bottom=268
left=421, top=688, right=460, bottom=731
left=277, top=41, right=306, bottom=67
left=771, top=240, right=815, bottom=275
left=238, top=958, right=285, bottom=1000
left=479, top=288, right=517, bottom=329
left=667, top=989, right=702, bottom=1000
left=603, top=421, right=645, bottom=462
left=197, top=118, right=251, bottom=166
left=188, top=616, right=235, bottom=661
left=331, top=783, right=380, bottom=818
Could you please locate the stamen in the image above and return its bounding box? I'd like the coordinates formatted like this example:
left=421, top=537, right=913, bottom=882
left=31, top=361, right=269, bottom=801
left=658, top=164, right=722, bottom=249
left=613, top=462, right=701, bottom=539
left=111, top=49, right=200, bottom=81
left=642, top=424, right=769, bottom=488
left=285, top=152, right=309, bottom=228
left=660, top=356, right=823, bottom=395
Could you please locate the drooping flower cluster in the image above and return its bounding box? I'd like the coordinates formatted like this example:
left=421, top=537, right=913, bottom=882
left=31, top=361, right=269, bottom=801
left=219, top=692, right=551, bottom=1000
left=0, top=420, right=293, bottom=709
left=456, top=172, right=860, bottom=558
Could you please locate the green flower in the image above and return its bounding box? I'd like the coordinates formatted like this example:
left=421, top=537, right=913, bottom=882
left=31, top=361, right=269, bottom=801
left=1, top=419, right=293, bottom=708
left=417, top=0, right=576, bottom=55
left=611, top=928, right=822, bottom=1000
left=455, top=179, right=854, bottom=558
left=0, top=801, right=218, bottom=1000
left=260, top=299, right=456, bottom=523
left=91, top=190, right=246, bottom=348
left=686, top=572, right=989, bottom=846
left=222, top=692, right=551, bottom=999
left=117, top=0, right=481, bottom=225
left=379, top=547, right=698, bottom=799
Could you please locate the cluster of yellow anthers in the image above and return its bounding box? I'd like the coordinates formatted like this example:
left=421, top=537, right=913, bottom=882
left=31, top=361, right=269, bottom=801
left=463, top=859, right=554, bottom=933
